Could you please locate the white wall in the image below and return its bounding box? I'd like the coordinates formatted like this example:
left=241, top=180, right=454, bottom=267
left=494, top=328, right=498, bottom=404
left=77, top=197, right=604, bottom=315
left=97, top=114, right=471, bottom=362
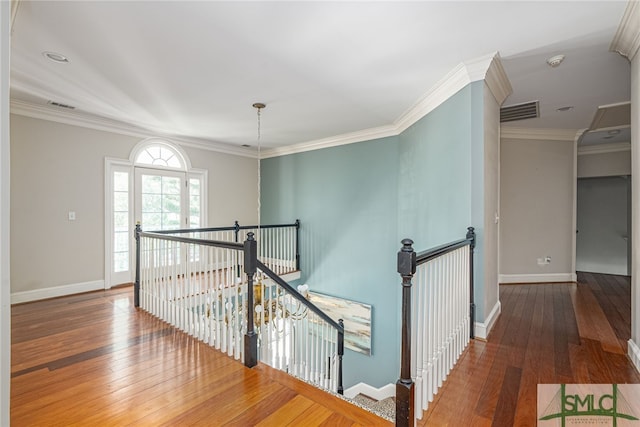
left=578, top=149, right=631, bottom=178
left=10, top=114, right=257, bottom=295
left=500, top=137, right=575, bottom=282
left=630, top=24, right=640, bottom=372
left=483, top=82, right=500, bottom=326
left=0, top=2, right=10, bottom=424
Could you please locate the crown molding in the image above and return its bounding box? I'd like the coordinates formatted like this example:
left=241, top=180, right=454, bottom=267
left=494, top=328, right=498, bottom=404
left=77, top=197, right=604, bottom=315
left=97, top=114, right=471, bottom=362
left=610, top=0, right=640, bottom=60
left=483, top=53, right=513, bottom=105
left=260, top=125, right=397, bottom=159
left=11, top=52, right=512, bottom=161
left=578, top=141, right=631, bottom=156
left=501, top=126, right=580, bottom=141
left=10, top=99, right=257, bottom=158
left=262, top=51, right=512, bottom=158
left=392, top=61, right=471, bottom=135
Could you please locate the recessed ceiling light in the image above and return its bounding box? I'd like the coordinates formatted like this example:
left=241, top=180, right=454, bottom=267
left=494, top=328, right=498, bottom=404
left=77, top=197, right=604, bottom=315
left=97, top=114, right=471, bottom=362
left=556, top=106, right=573, bottom=112
left=42, top=51, right=69, bottom=63
left=546, top=54, right=565, bottom=68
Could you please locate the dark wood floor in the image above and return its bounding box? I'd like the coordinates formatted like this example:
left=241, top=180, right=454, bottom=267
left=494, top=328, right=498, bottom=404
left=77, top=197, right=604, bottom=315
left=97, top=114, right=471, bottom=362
left=10, top=286, right=390, bottom=426
left=419, top=272, right=640, bottom=426
left=11, top=272, right=640, bottom=426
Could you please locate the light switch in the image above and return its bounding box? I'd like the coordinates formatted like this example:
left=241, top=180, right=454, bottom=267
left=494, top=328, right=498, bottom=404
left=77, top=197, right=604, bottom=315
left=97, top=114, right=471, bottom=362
left=68, top=211, right=76, bottom=221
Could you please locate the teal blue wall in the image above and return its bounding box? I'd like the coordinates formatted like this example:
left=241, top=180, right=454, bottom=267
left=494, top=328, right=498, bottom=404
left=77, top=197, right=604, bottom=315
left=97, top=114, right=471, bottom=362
left=261, top=82, right=486, bottom=388
left=470, top=82, right=487, bottom=320
left=261, top=137, right=401, bottom=387
left=398, top=85, right=473, bottom=246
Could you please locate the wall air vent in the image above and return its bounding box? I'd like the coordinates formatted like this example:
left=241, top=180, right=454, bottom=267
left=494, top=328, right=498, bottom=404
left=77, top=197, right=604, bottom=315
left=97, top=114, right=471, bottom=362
left=47, top=100, right=76, bottom=110
left=500, top=101, right=539, bottom=123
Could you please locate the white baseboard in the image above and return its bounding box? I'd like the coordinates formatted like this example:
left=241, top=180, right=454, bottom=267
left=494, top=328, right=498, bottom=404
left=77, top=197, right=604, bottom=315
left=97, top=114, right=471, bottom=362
left=629, top=339, right=640, bottom=374
left=475, top=301, right=501, bottom=340
left=11, top=280, right=105, bottom=304
left=344, top=382, right=395, bottom=400
left=499, top=273, right=577, bottom=284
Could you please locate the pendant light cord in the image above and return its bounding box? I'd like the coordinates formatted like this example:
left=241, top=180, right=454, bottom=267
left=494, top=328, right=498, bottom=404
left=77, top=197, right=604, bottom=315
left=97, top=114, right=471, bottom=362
left=257, top=106, right=261, bottom=250
left=253, top=103, right=265, bottom=259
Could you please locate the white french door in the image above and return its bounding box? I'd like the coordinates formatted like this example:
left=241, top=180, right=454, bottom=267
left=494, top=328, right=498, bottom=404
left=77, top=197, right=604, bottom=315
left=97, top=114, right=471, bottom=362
left=134, top=168, right=187, bottom=231
left=134, top=168, right=204, bottom=276
left=106, top=160, right=206, bottom=288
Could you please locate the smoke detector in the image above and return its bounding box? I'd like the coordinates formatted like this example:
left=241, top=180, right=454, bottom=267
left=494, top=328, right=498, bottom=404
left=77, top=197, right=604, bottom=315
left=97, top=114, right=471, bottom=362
left=546, top=54, right=565, bottom=68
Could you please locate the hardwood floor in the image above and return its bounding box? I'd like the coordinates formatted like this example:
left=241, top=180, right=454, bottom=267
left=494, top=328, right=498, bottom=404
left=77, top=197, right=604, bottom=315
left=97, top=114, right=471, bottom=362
left=11, top=272, right=640, bottom=426
left=418, top=272, right=640, bottom=426
left=10, top=287, right=390, bottom=426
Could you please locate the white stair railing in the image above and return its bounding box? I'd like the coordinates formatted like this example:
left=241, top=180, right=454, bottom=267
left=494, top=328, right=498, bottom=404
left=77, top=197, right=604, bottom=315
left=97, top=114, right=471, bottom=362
left=138, top=232, right=247, bottom=361
left=150, top=220, right=300, bottom=276
left=396, top=227, right=475, bottom=427
left=255, top=261, right=344, bottom=394
left=134, top=224, right=344, bottom=395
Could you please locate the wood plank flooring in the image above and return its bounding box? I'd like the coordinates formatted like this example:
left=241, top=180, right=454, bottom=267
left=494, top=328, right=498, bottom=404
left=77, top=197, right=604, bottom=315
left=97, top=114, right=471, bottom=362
left=11, top=272, right=640, bottom=426
left=418, top=272, right=640, bottom=426
left=10, top=287, right=390, bottom=426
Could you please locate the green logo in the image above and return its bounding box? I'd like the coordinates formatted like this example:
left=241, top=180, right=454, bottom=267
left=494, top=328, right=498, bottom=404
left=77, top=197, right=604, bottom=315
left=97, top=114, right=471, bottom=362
left=539, top=384, right=639, bottom=426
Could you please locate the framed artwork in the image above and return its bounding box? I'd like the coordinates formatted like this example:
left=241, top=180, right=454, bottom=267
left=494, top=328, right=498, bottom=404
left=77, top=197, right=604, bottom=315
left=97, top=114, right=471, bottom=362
left=308, top=291, right=372, bottom=356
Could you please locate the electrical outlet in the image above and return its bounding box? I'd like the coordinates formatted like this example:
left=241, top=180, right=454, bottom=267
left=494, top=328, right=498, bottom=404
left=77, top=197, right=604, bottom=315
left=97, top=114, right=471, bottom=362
left=68, top=211, right=76, bottom=221
left=537, top=256, right=551, bottom=266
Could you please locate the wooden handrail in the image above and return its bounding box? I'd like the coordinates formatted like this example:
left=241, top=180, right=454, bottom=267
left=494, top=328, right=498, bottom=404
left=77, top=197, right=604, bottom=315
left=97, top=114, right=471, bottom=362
left=147, top=220, right=300, bottom=234
left=257, top=260, right=344, bottom=333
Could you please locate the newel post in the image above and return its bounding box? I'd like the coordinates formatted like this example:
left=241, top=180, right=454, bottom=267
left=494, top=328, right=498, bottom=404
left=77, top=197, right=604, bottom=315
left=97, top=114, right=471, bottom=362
left=244, top=232, right=258, bottom=368
left=295, top=219, right=301, bottom=271
left=235, top=221, right=241, bottom=278
left=396, top=238, right=416, bottom=427
left=467, top=227, right=476, bottom=339
left=134, top=223, right=141, bottom=308
left=337, top=318, right=344, bottom=395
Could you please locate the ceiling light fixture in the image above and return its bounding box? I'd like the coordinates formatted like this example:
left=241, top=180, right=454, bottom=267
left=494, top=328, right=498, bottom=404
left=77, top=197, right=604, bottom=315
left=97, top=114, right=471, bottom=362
left=556, top=106, right=573, bottom=112
left=42, top=51, right=69, bottom=63
left=546, top=54, right=565, bottom=68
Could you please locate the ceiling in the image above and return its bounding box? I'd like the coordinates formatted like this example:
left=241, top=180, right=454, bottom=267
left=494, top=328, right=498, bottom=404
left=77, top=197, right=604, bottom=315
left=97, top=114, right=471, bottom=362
left=10, top=1, right=632, bottom=151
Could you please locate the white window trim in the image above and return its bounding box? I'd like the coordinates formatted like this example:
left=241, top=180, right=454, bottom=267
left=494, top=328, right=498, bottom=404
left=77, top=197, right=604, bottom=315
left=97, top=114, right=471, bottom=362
left=104, top=157, right=134, bottom=289
left=130, top=138, right=192, bottom=171
left=189, top=169, right=208, bottom=228
left=104, top=140, right=207, bottom=289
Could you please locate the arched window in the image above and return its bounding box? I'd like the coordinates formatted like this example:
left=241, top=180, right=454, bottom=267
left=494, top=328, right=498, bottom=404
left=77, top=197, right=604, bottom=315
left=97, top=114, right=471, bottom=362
left=130, top=139, right=190, bottom=170
left=135, top=145, right=183, bottom=168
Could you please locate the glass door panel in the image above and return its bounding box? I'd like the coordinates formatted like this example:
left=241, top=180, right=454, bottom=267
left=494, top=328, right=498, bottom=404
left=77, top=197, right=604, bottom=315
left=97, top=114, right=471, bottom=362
left=135, top=168, right=186, bottom=231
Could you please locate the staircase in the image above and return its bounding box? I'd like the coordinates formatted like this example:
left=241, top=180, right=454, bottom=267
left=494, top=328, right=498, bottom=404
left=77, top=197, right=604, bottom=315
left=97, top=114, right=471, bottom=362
left=134, top=221, right=345, bottom=396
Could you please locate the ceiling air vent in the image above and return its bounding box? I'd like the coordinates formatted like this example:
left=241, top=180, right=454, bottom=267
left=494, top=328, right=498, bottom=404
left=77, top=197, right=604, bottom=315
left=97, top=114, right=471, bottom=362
left=47, top=100, right=76, bottom=110
left=500, top=101, right=539, bottom=123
